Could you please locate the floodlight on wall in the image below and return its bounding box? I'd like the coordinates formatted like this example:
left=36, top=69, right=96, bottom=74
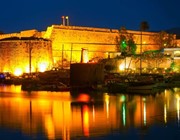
left=66, top=16, right=69, bottom=26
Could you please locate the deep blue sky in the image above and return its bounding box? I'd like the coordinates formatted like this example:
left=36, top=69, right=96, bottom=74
left=0, top=0, right=179, bottom=33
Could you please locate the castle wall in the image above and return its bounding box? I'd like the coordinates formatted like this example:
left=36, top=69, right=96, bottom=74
left=177, top=39, right=180, bottom=47
left=43, top=25, right=118, bottom=66
left=43, top=25, right=158, bottom=67
left=0, top=25, right=179, bottom=74
left=0, top=39, right=53, bottom=75
left=0, top=29, right=41, bottom=40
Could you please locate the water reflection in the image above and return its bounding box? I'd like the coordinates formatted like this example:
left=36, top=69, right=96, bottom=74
left=0, top=85, right=180, bottom=139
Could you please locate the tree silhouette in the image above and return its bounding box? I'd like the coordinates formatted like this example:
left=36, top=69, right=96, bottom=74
left=140, top=21, right=149, bottom=32
left=142, top=50, right=165, bottom=72
left=150, top=31, right=177, bottom=50
left=116, top=27, right=137, bottom=56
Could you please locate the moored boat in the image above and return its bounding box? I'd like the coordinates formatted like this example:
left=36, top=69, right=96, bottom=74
left=127, top=83, right=156, bottom=90
left=21, top=80, right=70, bottom=91
left=106, top=74, right=158, bottom=94
left=107, top=82, right=128, bottom=93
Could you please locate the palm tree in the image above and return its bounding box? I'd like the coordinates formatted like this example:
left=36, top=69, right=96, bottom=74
left=140, top=21, right=149, bottom=31
left=139, top=21, right=149, bottom=74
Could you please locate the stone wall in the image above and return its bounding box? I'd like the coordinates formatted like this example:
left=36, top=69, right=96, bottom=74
left=0, top=39, right=53, bottom=74
left=177, top=39, right=180, bottom=47
left=43, top=25, right=117, bottom=65
left=0, top=25, right=179, bottom=74
left=43, top=25, right=158, bottom=66
left=0, top=29, right=41, bottom=40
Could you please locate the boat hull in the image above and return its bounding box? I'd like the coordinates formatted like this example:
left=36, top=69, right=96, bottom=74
left=127, top=84, right=156, bottom=90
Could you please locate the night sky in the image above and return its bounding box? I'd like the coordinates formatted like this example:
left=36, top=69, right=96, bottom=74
left=0, top=0, right=180, bottom=33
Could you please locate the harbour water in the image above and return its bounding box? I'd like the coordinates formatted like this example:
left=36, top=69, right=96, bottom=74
left=0, top=85, right=180, bottom=140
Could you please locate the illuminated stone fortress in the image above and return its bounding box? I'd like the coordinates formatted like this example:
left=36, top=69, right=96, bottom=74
left=0, top=18, right=180, bottom=75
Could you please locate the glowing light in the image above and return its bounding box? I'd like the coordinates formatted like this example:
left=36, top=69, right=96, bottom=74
left=3, top=69, right=9, bottom=73
left=77, top=94, right=90, bottom=102
left=25, top=66, right=30, bottom=73
left=14, top=68, right=23, bottom=76
left=164, top=103, right=167, bottom=123
left=45, top=115, right=55, bottom=140
left=119, top=58, right=133, bottom=71
left=121, top=40, right=127, bottom=50
left=143, top=102, right=146, bottom=126
left=104, top=94, right=110, bottom=118
left=82, top=105, right=89, bottom=136
left=25, top=65, right=35, bottom=73
left=54, top=59, right=57, bottom=64
left=119, top=64, right=125, bottom=71
left=39, top=62, right=48, bottom=72
left=120, top=95, right=126, bottom=102
left=92, top=105, right=95, bottom=122
left=81, top=48, right=89, bottom=63
left=176, top=95, right=180, bottom=122
left=12, top=85, right=21, bottom=93
left=122, top=103, right=126, bottom=126
left=175, top=94, right=180, bottom=121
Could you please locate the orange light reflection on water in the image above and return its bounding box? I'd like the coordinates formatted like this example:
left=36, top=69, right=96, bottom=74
left=82, top=105, right=89, bottom=137
left=0, top=86, right=180, bottom=139
left=0, top=85, right=21, bottom=93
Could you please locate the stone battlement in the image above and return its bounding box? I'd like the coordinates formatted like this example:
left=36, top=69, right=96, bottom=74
left=0, top=29, right=42, bottom=40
